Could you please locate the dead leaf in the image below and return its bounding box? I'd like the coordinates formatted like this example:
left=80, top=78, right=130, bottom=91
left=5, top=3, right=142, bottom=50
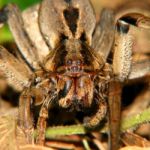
left=121, top=132, right=150, bottom=147
left=0, top=108, right=54, bottom=150
left=120, top=146, right=150, bottom=150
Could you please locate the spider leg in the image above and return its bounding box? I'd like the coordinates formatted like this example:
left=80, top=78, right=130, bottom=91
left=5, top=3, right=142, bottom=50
left=109, top=20, right=133, bottom=150
left=36, top=92, right=57, bottom=145
left=0, top=4, right=40, bottom=69
left=21, top=4, right=50, bottom=63
left=0, top=46, right=32, bottom=91
left=83, top=96, right=107, bottom=128
left=36, top=97, right=49, bottom=145
left=113, top=20, right=133, bottom=82
left=92, top=8, right=115, bottom=61
left=128, top=59, right=150, bottom=80
left=83, top=64, right=111, bottom=128
left=108, top=80, right=122, bottom=150
left=18, top=89, right=35, bottom=144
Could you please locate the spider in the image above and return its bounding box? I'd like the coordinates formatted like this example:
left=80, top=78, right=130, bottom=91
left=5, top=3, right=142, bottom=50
left=0, top=0, right=150, bottom=150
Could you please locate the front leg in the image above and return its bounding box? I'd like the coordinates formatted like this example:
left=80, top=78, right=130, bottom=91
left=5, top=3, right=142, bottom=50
left=36, top=97, right=49, bottom=145
left=108, top=80, right=122, bottom=150
left=18, top=89, right=34, bottom=144
left=84, top=64, right=111, bottom=128
left=36, top=95, right=53, bottom=145
left=84, top=96, right=107, bottom=128
left=36, top=90, right=57, bottom=145
left=110, top=20, right=133, bottom=150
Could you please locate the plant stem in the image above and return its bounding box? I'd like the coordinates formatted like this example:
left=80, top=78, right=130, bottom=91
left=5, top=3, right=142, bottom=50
left=44, top=108, right=150, bottom=138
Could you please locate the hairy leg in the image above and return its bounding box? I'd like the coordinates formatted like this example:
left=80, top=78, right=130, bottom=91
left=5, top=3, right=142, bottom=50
left=36, top=99, right=49, bottom=145
left=92, top=8, right=115, bottom=61
left=129, top=59, right=150, bottom=80
left=109, top=20, right=133, bottom=150
left=19, top=89, right=34, bottom=144
left=108, top=80, right=122, bottom=150
left=0, top=46, right=32, bottom=91
left=83, top=65, right=111, bottom=128
left=36, top=88, right=57, bottom=145
left=0, top=4, right=40, bottom=69
left=113, top=20, right=133, bottom=82
left=83, top=97, right=107, bottom=128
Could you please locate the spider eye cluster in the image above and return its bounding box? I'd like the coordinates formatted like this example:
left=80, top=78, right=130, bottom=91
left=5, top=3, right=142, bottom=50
left=66, top=59, right=83, bottom=72
left=66, top=59, right=82, bottom=65
left=66, top=59, right=72, bottom=65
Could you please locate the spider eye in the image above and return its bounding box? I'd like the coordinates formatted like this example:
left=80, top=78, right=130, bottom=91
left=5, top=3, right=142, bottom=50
left=76, top=60, right=82, bottom=65
left=66, top=59, right=72, bottom=65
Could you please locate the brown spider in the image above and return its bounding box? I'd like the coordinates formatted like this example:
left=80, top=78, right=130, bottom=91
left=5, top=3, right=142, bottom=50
left=0, top=0, right=150, bottom=149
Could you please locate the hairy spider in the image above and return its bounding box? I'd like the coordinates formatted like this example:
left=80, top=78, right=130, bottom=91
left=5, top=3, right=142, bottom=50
left=0, top=0, right=150, bottom=150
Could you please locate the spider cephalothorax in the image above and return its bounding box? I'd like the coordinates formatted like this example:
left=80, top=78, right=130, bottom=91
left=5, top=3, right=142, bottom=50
left=43, top=39, right=109, bottom=110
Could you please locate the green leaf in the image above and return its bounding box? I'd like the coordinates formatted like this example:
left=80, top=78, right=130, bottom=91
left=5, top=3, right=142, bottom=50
left=6, top=0, right=41, bottom=10
left=0, top=0, right=40, bottom=43
left=0, top=26, right=13, bottom=43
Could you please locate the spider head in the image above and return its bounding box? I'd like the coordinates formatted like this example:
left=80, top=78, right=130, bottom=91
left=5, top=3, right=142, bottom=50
left=44, top=39, right=105, bottom=110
